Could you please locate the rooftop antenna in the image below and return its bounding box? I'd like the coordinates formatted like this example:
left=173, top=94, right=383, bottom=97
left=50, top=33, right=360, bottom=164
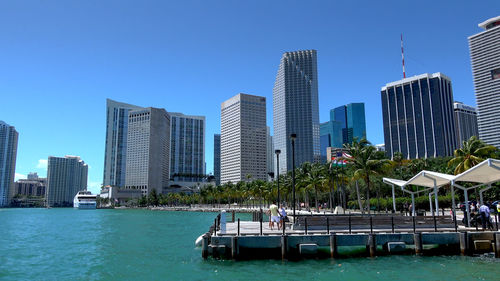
left=401, top=33, right=406, bottom=78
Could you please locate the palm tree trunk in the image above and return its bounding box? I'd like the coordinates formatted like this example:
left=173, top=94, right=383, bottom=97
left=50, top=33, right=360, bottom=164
left=356, top=181, right=364, bottom=214
left=315, top=187, right=319, bottom=213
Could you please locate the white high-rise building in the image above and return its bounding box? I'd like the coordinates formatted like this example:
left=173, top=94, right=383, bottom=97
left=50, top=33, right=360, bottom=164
left=469, top=16, right=500, bottom=148
left=0, top=121, right=18, bottom=207
left=169, top=113, right=205, bottom=182
left=220, top=93, right=267, bottom=184
left=46, top=156, right=88, bottom=207
left=273, top=50, right=320, bottom=174
left=125, top=107, right=170, bottom=196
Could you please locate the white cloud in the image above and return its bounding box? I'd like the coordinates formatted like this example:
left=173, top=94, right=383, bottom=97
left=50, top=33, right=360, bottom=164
left=15, top=173, right=26, bottom=181
left=36, top=159, right=48, bottom=169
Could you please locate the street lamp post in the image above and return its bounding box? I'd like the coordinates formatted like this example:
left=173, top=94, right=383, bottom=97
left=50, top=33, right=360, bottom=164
left=290, top=133, right=297, bottom=220
left=275, top=149, right=281, bottom=206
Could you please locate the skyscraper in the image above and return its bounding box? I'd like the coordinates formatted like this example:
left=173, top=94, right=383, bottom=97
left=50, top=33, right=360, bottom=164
left=273, top=50, right=320, bottom=173
left=221, top=93, right=267, bottom=184
left=103, top=99, right=143, bottom=187
left=319, top=121, right=342, bottom=162
left=125, top=107, right=170, bottom=196
left=319, top=103, right=366, bottom=162
left=468, top=16, right=500, bottom=148
left=169, top=112, right=205, bottom=182
left=381, top=73, right=457, bottom=159
left=46, top=156, right=88, bottom=207
left=213, top=134, right=221, bottom=186
left=454, top=102, right=479, bottom=147
left=0, top=121, right=18, bottom=207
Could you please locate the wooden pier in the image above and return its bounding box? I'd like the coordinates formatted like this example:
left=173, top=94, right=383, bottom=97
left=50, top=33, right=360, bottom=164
left=201, top=214, right=500, bottom=260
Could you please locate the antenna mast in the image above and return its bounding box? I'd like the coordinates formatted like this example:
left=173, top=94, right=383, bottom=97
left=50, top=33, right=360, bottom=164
left=401, top=33, right=406, bottom=78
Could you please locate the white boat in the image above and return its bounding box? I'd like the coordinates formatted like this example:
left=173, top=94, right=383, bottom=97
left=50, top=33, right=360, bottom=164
left=73, top=191, right=97, bottom=209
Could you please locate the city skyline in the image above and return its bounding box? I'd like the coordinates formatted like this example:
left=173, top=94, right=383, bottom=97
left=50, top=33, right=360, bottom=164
left=2, top=1, right=498, bottom=193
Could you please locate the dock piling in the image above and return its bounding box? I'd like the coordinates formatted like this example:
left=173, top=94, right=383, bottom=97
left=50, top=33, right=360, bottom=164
left=326, top=217, right=330, bottom=234
left=414, top=232, right=423, bottom=255
left=391, top=216, right=395, bottom=233
left=329, top=233, right=337, bottom=258
left=368, top=234, right=376, bottom=257
left=305, top=218, right=308, bottom=235
left=433, top=215, right=437, bottom=232
left=237, top=218, right=240, bottom=236
left=494, top=232, right=500, bottom=258
left=459, top=232, right=469, bottom=256
left=231, top=236, right=238, bottom=259
left=259, top=217, right=263, bottom=235
left=281, top=235, right=287, bottom=260
left=202, top=234, right=209, bottom=259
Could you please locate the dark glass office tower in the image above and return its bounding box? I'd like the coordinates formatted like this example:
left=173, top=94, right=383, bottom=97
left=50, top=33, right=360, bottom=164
left=331, top=103, right=366, bottom=145
left=273, top=50, right=320, bottom=173
left=381, top=73, right=457, bottom=159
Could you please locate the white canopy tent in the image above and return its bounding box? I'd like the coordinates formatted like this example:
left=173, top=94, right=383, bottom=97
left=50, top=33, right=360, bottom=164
left=383, top=159, right=500, bottom=228
left=451, top=159, right=500, bottom=227
left=384, top=170, right=454, bottom=216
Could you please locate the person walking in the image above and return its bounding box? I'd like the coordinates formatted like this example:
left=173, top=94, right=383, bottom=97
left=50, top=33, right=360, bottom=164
left=269, top=202, right=280, bottom=230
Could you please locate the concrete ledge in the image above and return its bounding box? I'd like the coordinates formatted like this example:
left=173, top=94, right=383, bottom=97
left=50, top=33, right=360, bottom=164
left=299, top=243, right=318, bottom=255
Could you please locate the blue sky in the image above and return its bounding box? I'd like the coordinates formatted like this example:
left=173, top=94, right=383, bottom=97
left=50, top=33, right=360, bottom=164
left=1, top=0, right=498, bottom=193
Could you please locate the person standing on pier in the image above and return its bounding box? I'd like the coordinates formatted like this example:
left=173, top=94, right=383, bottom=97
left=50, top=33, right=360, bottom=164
left=479, top=203, right=493, bottom=230
left=279, top=205, right=288, bottom=230
left=269, top=202, right=280, bottom=230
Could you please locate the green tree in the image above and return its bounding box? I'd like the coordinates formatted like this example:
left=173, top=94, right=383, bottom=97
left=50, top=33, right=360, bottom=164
left=448, top=136, right=497, bottom=175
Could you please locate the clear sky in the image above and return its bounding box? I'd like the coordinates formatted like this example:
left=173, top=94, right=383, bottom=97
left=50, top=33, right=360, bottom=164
left=1, top=0, right=498, bottom=193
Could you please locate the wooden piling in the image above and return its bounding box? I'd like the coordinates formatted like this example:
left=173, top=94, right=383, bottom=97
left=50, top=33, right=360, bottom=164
left=329, top=233, right=338, bottom=258
left=414, top=232, right=423, bottom=255
left=368, top=234, right=376, bottom=257
left=202, top=234, right=209, bottom=259
left=459, top=232, right=469, bottom=256
left=231, top=236, right=238, bottom=259
left=494, top=232, right=500, bottom=258
left=281, top=235, right=287, bottom=260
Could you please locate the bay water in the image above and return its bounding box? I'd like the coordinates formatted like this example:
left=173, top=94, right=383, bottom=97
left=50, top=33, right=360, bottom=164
left=1, top=208, right=499, bottom=280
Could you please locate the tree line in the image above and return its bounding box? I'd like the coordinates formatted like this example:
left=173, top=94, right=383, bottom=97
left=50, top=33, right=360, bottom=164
left=128, top=136, right=499, bottom=213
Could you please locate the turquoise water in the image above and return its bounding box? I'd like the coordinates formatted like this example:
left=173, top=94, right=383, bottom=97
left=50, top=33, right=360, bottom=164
left=1, top=208, right=499, bottom=281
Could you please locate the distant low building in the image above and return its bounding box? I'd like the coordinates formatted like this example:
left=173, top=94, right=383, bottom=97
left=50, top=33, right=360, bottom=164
left=14, top=177, right=46, bottom=197
left=375, top=144, right=385, bottom=152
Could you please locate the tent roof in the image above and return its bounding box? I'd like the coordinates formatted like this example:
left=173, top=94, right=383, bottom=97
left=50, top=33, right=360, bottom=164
left=383, top=177, right=407, bottom=187
left=453, top=158, right=500, bottom=184
left=404, top=170, right=454, bottom=188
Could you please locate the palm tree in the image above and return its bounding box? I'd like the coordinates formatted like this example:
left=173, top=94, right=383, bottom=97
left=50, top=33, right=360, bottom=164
left=344, top=138, right=390, bottom=214
left=448, top=136, right=497, bottom=175
left=304, top=162, right=326, bottom=212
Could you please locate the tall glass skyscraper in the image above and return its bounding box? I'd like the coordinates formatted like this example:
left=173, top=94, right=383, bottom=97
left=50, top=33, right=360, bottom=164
left=320, top=103, right=366, bottom=162
left=469, top=16, right=500, bottom=148
left=0, top=121, right=18, bottom=207
left=273, top=50, right=320, bottom=173
left=103, top=99, right=142, bottom=187
left=381, top=73, right=457, bottom=159
left=169, top=113, right=205, bottom=182
left=213, top=134, right=220, bottom=186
